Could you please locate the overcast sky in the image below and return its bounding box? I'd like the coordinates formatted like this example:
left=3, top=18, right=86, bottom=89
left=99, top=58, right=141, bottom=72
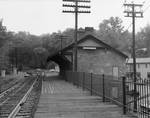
left=0, top=0, right=150, bottom=35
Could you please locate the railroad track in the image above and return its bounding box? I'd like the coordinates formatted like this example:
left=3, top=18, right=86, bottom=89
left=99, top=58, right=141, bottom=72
left=0, top=77, right=23, bottom=93
left=0, top=78, right=15, bottom=87
left=15, top=78, right=42, bottom=118
left=0, top=78, right=27, bottom=105
left=0, top=76, right=42, bottom=118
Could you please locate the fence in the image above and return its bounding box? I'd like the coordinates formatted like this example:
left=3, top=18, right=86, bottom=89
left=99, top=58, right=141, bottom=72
left=125, top=79, right=150, bottom=118
left=65, top=71, right=125, bottom=110
left=65, top=71, right=150, bottom=118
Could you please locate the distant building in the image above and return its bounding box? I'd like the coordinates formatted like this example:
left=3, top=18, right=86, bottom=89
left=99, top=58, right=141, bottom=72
left=126, top=58, right=150, bottom=79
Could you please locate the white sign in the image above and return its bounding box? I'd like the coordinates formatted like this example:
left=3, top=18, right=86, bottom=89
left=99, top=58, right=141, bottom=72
left=83, top=47, right=96, bottom=50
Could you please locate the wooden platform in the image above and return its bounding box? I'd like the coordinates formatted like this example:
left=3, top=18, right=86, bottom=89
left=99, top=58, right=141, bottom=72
left=34, top=76, right=132, bottom=118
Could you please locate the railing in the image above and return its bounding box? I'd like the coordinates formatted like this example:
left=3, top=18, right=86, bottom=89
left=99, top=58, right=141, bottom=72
left=125, top=79, right=150, bottom=118
left=65, top=72, right=125, bottom=109
left=65, top=71, right=150, bottom=118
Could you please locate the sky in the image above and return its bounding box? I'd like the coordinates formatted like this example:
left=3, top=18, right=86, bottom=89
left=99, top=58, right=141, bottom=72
left=0, top=0, right=150, bottom=35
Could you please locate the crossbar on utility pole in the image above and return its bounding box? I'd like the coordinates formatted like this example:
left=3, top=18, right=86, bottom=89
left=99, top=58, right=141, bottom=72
left=62, top=0, right=91, bottom=72
left=123, top=2, right=143, bottom=112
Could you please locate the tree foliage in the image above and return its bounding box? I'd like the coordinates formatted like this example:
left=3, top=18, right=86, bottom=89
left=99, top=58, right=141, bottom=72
left=97, top=17, right=132, bottom=54
left=0, top=19, right=9, bottom=70
left=1, top=16, right=150, bottom=72
left=135, top=24, right=150, bottom=57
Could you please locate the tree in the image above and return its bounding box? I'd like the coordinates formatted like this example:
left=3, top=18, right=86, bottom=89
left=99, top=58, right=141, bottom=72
left=7, top=31, right=44, bottom=69
left=33, top=47, right=49, bottom=68
left=0, top=19, right=10, bottom=71
left=62, top=28, right=74, bottom=45
left=135, top=24, right=150, bottom=57
left=97, top=16, right=131, bottom=54
left=0, top=42, right=10, bottom=70
left=0, top=19, right=7, bottom=47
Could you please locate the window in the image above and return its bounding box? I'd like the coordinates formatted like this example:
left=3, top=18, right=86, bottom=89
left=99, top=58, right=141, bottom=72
left=136, top=72, right=141, bottom=79
left=147, top=72, right=150, bottom=79
left=138, top=64, right=140, bottom=68
left=126, top=72, right=132, bottom=78
left=126, top=72, right=141, bottom=80
left=145, top=64, right=148, bottom=68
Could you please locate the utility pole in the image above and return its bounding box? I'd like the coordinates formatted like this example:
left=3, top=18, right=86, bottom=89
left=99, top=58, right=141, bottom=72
left=59, top=35, right=68, bottom=53
left=55, top=35, right=68, bottom=54
left=59, top=35, right=68, bottom=51
left=15, top=47, right=18, bottom=69
left=62, top=0, right=91, bottom=71
left=124, top=2, right=143, bottom=112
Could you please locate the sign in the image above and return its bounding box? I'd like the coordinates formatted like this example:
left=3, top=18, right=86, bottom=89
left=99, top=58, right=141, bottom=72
left=83, top=46, right=96, bottom=50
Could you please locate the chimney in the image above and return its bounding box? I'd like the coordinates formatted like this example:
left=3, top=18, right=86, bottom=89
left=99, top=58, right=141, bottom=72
left=85, top=27, right=94, bottom=33
left=78, top=27, right=94, bottom=39
left=78, top=28, right=85, bottom=39
left=78, top=28, right=85, bottom=36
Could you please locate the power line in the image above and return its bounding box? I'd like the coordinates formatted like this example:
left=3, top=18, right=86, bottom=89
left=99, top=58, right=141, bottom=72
left=124, top=1, right=150, bottom=31
left=123, top=0, right=149, bottom=31
left=143, top=2, right=150, bottom=12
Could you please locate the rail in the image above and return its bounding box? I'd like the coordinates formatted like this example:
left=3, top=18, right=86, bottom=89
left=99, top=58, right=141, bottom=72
left=0, top=84, right=19, bottom=99
left=8, top=78, right=37, bottom=118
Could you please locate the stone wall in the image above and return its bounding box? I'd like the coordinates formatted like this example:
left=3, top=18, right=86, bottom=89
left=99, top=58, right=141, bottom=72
left=77, top=48, right=127, bottom=76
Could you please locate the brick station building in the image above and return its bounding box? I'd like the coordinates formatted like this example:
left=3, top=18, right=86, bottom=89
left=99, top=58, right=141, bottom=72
left=62, top=33, right=128, bottom=78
